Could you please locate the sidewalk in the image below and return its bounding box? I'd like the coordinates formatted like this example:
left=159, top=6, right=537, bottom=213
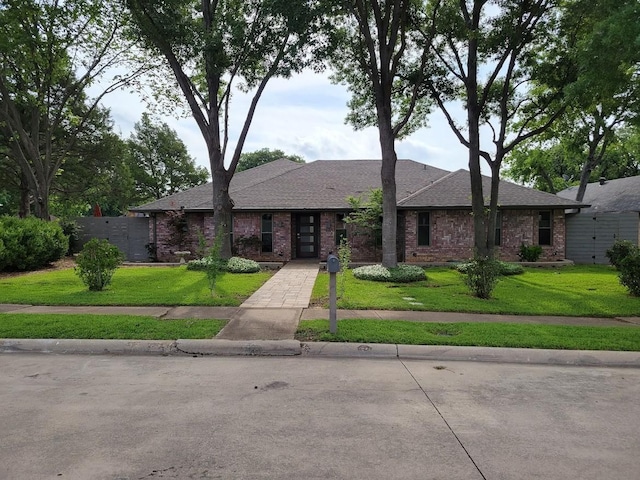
left=2, top=303, right=639, bottom=327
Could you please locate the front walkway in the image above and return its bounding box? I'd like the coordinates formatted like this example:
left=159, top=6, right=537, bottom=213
left=239, top=260, right=320, bottom=308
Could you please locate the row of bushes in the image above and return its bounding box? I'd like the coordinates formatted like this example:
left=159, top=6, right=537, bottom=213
left=0, top=216, right=68, bottom=271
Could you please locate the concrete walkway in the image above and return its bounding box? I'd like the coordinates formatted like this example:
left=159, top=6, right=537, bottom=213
left=239, top=260, right=319, bottom=308
left=213, top=260, right=321, bottom=340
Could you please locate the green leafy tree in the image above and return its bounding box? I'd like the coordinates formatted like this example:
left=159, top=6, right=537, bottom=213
left=345, top=187, right=383, bottom=251
left=504, top=125, right=640, bottom=193
left=126, top=0, right=330, bottom=258
left=423, top=0, right=570, bottom=265
left=0, top=0, right=149, bottom=220
left=126, top=113, right=209, bottom=202
left=237, top=148, right=305, bottom=172
left=330, top=0, right=432, bottom=267
left=503, top=0, right=640, bottom=201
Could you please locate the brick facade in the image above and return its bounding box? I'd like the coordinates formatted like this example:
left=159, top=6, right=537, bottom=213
left=403, top=209, right=565, bottom=263
left=150, top=208, right=566, bottom=263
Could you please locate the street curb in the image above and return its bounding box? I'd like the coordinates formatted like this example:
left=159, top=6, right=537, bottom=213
left=0, top=338, right=302, bottom=357
left=176, top=339, right=301, bottom=356
left=302, top=342, right=640, bottom=367
left=0, top=338, right=177, bottom=356
left=2, top=339, right=640, bottom=367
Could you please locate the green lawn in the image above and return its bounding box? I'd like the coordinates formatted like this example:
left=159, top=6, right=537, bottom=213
left=296, top=319, right=640, bottom=351
left=312, top=265, right=640, bottom=317
left=0, top=266, right=271, bottom=306
left=0, top=313, right=225, bottom=339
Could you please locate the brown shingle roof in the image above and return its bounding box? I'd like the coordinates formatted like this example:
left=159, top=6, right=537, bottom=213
left=399, top=169, right=587, bottom=209
left=131, top=160, right=586, bottom=212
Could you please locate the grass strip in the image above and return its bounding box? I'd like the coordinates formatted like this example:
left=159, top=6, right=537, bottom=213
left=312, top=266, right=640, bottom=317
left=296, top=319, right=640, bottom=351
left=0, top=313, right=226, bottom=340
left=0, top=266, right=272, bottom=306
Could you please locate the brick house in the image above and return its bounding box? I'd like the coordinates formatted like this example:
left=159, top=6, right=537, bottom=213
left=130, top=159, right=585, bottom=263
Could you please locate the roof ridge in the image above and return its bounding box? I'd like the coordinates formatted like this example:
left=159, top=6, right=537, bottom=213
left=398, top=169, right=462, bottom=205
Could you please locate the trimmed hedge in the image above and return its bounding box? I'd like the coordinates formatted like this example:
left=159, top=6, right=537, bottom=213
left=0, top=216, right=68, bottom=271
left=352, top=264, right=426, bottom=283
left=455, top=260, right=524, bottom=276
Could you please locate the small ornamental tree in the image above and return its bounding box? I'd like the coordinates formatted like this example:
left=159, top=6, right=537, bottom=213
left=75, top=238, right=124, bottom=291
left=337, top=237, right=352, bottom=299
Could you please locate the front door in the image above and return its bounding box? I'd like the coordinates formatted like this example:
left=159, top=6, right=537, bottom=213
left=296, top=213, right=319, bottom=258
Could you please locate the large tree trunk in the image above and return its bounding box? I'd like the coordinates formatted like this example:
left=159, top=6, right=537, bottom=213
left=379, top=122, right=398, bottom=268
left=18, top=171, right=30, bottom=218
left=211, top=165, right=233, bottom=259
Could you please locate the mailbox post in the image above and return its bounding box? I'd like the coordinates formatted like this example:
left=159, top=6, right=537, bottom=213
left=327, top=254, right=340, bottom=334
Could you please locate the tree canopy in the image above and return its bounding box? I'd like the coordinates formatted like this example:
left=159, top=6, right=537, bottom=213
left=0, top=0, right=148, bottom=219
left=237, top=148, right=305, bottom=172
left=126, top=113, right=209, bottom=202
left=330, top=0, right=432, bottom=267
left=503, top=0, right=640, bottom=201
left=126, top=0, right=331, bottom=257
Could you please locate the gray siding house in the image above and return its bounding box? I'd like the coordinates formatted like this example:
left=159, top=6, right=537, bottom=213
left=558, top=176, right=640, bottom=264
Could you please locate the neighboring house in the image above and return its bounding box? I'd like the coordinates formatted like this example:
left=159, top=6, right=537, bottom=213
left=130, top=159, right=585, bottom=263
left=558, top=176, right=640, bottom=264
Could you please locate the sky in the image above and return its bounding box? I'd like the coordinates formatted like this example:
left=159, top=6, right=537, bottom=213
left=98, top=69, right=478, bottom=176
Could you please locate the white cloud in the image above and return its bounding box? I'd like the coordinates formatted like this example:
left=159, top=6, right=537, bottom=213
left=95, top=69, right=493, bottom=174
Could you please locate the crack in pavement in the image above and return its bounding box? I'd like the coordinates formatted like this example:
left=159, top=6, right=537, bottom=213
left=399, top=359, right=488, bottom=480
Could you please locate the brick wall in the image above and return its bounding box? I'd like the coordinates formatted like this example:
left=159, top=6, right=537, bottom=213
left=152, top=208, right=567, bottom=263
left=318, top=212, right=380, bottom=262
left=404, top=209, right=567, bottom=263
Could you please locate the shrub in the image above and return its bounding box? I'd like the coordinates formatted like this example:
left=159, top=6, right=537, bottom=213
left=0, top=216, right=68, bottom=271
left=618, top=252, right=640, bottom=296
left=186, top=256, right=260, bottom=273
left=75, top=238, right=124, bottom=291
left=462, top=256, right=500, bottom=299
left=456, top=260, right=524, bottom=276
left=59, top=218, right=81, bottom=254
left=226, top=257, right=260, bottom=273
left=518, top=244, right=543, bottom=262
left=606, top=240, right=639, bottom=270
left=352, top=264, right=426, bottom=283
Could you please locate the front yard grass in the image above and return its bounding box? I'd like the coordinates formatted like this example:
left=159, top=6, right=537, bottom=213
left=296, top=319, right=640, bottom=351
left=0, top=266, right=272, bottom=306
left=312, top=265, right=640, bottom=317
left=0, top=313, right=225, bottom=339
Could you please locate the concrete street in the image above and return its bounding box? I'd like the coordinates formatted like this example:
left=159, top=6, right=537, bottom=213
left=1, top=354, right=639, bottom=479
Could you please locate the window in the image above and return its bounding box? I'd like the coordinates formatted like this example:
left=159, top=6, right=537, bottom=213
left=261, top=213, right=273, bottom=253
left=538, top=211, right=552, bottom=245
left=335, top=213, right=347, bottom=246
left=229, top=214, right=234, bottom=249
left=494, top=211, right=502, bottom=246
left=417, top=212, right=430, bottom=246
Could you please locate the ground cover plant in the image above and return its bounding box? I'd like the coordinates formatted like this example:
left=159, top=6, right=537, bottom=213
left=0, top=266, right=272, bottom=306
left=0, top=313, right=225, bottom=340
left=296, top=319, right=640, bottom=351
left=311, top=266, right=640, bottom=317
